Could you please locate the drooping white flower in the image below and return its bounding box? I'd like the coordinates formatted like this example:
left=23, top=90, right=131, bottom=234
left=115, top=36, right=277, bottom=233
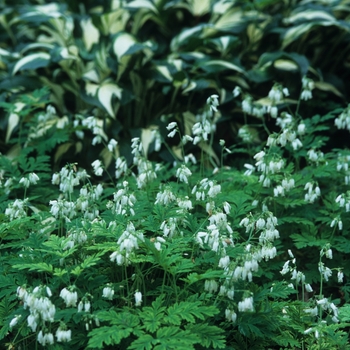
left=134, top=291, right=142, bottom=306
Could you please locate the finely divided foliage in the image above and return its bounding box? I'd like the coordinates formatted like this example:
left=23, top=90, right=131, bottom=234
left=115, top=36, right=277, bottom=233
left=1, top=0, right=350, bottom=350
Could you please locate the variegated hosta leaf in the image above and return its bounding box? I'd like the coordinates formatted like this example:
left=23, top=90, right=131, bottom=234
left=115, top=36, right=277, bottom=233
left=170, top=25, right=209, bottom=52
left=113, top=32, right=144, bottom=59
left=80, top=18, right=100, bottom=51
left=199, top=60, right=245, bottom=74
left=97, top=83, right=122, bottom=118
left=273, top=59, right=299, bottom=72
left=100, top=9, right=130, bottom=35
left=6, top=103, right=25, bottom=143
left=125, top=0, right=158, bottom=13
left=18, top=3, right=63, bottom=21
left=173, top=0, right=211, bottom=17
left=13, top=52, right=51, bottom=75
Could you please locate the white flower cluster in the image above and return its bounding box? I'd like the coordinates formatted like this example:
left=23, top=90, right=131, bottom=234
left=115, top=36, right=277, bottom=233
left=176, top=164, right=192, bottom=184
left=155, top=185, right=177, bottom=206
left=136, top=159, right=157, bottom=189
left=52, top=165, right=89, bottom=195
left=238, top=296, right=254, bottom=312
left=238, top=125, right=254, bottom=143
left=273, top=178, right=295, bottom=197
left=49, top=198, right=76, bottom=222
left=115, top=156, right=128, bottom=179
left=91, top=159, right=103, bottom=176
left=102, top=285, right=114, bottom=300
left=130, top=137, right=158, bottom=188
left=19, top=172, right=40, bottom=188
left=107, top=181, right=136, bottom=216
left=160, top=217, right=178, bottom=238
left=78, top=116, right=108, bottom=145
left=304, top=182, right=321, bottom=203
left=225, top=309, right=237, bottom=323
left=336, top=153, right=350, bottom=184
left=110, top=222, right=144, bottom=265
left=301, top=76, right=314, bottom=101
left=307, top=149, right=324, bottom=164
left=5, top=198, right=29, bottom=221
left=196, top=211, right=233, bottom=253
left=335, top=104, right=350, bottom=130
left=191, top=178, right=221, bottom=203
left=60, top=287, right=78, bottom=307
left=14, top=285, right=65, bottom=345
left=335, top=192, right=350, bottom=212
left=64, top=229, right=88, bottom=250
left=206, top=94, right=219, bottom=113
left=76, top=184, right=103, bottom=220
left=249, top=151, right=285, bottom=188
left=192, top=111, right=216, bottom=145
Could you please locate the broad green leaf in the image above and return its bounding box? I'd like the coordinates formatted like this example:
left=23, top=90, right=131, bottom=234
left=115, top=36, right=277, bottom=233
left=6, top=102, right=24, bottom=143
left=199, top=59, right=245, bottom=74
left=113, top=32, right=140, bottom=59
left=273, top=59, right=299, bottom=71
left=19, top=3, right=63, bottom=20
left=87, top=326, right=133, bottom=348
left=13, top=53, right=51, bottom=75
left=97, top=83, right=122, bottom=118
left=126, top=0, right=158, bottom=13
left=12, top=262, right=53, bottom=273
left=314, top=81, right=343, bottom=98
left=81, top=18, right=100, bottom=51
left=171, top=25, right=207, bottom=52
left=156, top=66, right=173, bottom=82
left=285, top=10, right=335, bottom=24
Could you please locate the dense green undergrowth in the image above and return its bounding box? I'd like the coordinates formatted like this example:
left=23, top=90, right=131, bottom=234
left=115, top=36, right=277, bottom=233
left=1, top=1, right=350, bottom=349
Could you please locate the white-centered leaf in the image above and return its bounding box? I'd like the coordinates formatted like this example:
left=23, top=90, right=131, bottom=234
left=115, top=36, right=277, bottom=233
left=113, top=33, right=137, bottom=59
left=97, top=83, right=122, bottom=118
left=201, top=60, right=245, bottom=74
left=156, top=66, right=173, bottom=81
left=81, top=18, right=100, bottom=51
left=285, top=10, right=335, bottom=24
left=13, top=52, right=50, bottom=75
left=6, top=102, right=24, bottom=143
left=126, top=0, right=158, bottom=13
left=273, top=59, right=299, bottom=71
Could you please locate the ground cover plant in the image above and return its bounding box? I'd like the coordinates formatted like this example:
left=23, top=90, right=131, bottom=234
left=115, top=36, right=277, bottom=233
left=1, top=0, right=350, bottom=349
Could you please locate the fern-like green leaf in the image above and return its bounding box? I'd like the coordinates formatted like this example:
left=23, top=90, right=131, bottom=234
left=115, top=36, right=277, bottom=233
left=128, top=334, right=154, bottom=350
left=155, top=326, right=198, bottom=350
left=139, top=297, right=166, bottom=333
left=87, top=326, right=132, bottom=348
left=12, top=262, right=53, bottom=273
left=185, top=324, right=225, bottom=349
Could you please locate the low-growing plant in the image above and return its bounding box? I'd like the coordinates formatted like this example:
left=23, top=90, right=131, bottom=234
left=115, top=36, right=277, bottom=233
left=1, top=79, right=350, bottom=350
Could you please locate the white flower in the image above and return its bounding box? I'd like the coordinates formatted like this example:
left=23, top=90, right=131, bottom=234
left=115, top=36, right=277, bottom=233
left=108, top=139, right=118, bottom=152
left=305, top=284, right=313, bottom=292
left=134, top=291, right=142, bottom=306
left=207, top=94, right=219, bottom=112
left=29, top=173, right=40, bottom=185
left=9, top=315, right=21, bottom=328
left=166, top=122, right=177, bottom=130
left=60, top=287, right=78, bottom=307
left=102, top=286, right=114, bottom=300
left=238, top=297, right=254, bottom=312
left=218, top=256, right=230, bottom=269
left=204, top=280, right=218, bottom=293
left=38, top=331, right=54, bottom=345
left=232, top=86, right=241, bottom=97
left=56, top=328, right=72, bottom=342
left=176, top=165, right=192, bottom=184
left=92, top=160, right=103, bottom=176
left=337, top=271, right=344, bottom=283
